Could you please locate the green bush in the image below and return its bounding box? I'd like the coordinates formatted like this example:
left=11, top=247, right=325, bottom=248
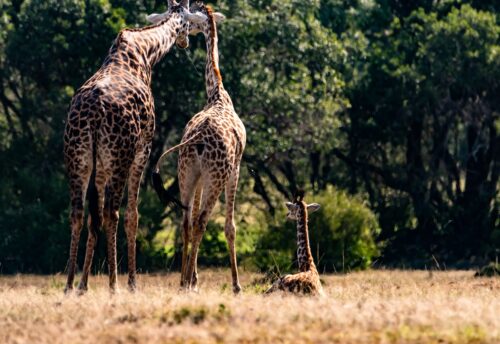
left=250, top=186, right=381, bottom=273
left=308, top=186, right=381, bottom=271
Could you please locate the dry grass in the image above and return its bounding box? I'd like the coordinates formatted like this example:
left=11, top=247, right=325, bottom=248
left=0, top=270, right=498, bottom=343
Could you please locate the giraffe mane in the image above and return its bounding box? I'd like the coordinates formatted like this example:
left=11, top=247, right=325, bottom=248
left=205, top=5, right=223, bottom=86
left=298, top=200, right=308, bottom=222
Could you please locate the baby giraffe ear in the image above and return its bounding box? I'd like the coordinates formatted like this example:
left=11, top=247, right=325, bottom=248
left=214, top=12, right=226, bottom=23
left=285, top=202, right=294, bottom=210
left=307, top=203, right=321, bottom=213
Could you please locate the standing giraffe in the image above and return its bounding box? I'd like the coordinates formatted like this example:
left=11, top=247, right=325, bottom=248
left=63, top=0, right=206, bottom=294
left=266, top=191, right=324, bottom=295
left=152, top=3, right=246, bottom=294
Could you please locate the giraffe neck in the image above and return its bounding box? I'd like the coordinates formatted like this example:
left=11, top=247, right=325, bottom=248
left=103, top=14, right=183, bottom=85
left=203, top=10, right=230, bottom=105
left=296, top=202, right=315, bottom=272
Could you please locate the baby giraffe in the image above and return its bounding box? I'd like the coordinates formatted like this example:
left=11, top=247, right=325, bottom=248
left=266, top=192, right=324, bottom=296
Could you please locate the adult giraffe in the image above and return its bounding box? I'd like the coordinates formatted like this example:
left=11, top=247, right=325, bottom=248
left=151, top=2, right=246, bottom=294
left=63, top=0, right=206, bottom=294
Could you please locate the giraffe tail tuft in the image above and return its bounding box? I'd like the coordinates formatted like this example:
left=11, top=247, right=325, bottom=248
left=151, top=171, right=187, bottom=210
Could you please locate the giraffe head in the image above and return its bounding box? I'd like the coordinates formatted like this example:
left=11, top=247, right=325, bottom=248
left=285, top=191, right=320, bottom=221
left=187, top=1, right=226, bottom=35
left=145, top=0, right=208, bottom=49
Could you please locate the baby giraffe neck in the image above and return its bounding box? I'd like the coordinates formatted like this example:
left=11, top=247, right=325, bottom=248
left=296, top=202, right=315, bottom=272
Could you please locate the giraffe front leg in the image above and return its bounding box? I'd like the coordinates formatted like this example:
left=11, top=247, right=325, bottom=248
left=124, top=205, right=138, bottom=292
left=224, top=166, right=242, bottom=294
left=125, top=143, right=151, bottom=292
left=180, top=211, right=191, bottom=289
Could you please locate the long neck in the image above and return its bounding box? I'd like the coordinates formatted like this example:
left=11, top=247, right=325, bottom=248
left=296, top=202, right=315, bottom=272
left=103, top=15, right=182, bottom=85
left=203, top=14, right=225, bottom=102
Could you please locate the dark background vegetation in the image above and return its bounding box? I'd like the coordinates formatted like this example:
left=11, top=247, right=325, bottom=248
left=0, top=0, right=498, bottom=274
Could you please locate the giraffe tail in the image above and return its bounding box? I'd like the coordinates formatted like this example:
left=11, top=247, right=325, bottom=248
left=87, top=138, right=100, bottom=237
left=151, top=133, right=202, bottom=210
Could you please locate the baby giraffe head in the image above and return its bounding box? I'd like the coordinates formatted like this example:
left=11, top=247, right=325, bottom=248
left=285, top=190, right=320, bottom=221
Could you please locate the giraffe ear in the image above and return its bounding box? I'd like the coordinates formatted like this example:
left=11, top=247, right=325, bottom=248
left=214, top=12, right=226, bottom=23
left=185, top=11, right=208, bottom=23
left=285, top=202, right=294, bottom=210
left=307, top=203, right=321, bottom=213
left=146, top=13, right=167, bottom=24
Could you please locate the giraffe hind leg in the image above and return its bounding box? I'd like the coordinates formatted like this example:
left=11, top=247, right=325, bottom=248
left=64, top=166, right=92, bottom=294
left=184, top=177, right=224, bottom=291
left=77, top=169, right=107, bottom=294
left=189, top=181, right=203, bottom=289
left=178, top=159, right=201, bottom=289
left=124, top=144, right=151, bottom=292
left=103, top=172, right=128, bottom=293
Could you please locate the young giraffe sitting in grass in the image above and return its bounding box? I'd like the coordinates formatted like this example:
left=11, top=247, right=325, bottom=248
left=266, top=191, right=324, bottom=296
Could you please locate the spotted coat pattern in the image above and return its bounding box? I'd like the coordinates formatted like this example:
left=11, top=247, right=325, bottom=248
left=160, top=4, right=246, bottom=293
left=266, top=200, right=324, bottom=296
left=63, top=7, right=190, bottom=294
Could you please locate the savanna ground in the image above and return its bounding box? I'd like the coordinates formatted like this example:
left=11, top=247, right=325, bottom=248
left=0, top=270, right=498, bottom=344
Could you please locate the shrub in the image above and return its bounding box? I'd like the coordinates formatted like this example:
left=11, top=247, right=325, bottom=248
left=308, top=186, right=381, bottom=271
left=251, top=185, right=381, bottom=273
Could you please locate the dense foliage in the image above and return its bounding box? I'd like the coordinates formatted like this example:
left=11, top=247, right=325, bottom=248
left=0, top=0, right=498, bottom=274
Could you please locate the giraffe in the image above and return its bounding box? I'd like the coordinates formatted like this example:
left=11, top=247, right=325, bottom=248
left=63, top=0, right=207, bottom=294
left=151, top=2, right=246, bottom=294
left=266, top=191, right=324, bottom=296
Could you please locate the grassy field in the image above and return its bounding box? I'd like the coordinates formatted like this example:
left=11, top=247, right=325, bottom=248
left=0, top=270, right=498, bottom=343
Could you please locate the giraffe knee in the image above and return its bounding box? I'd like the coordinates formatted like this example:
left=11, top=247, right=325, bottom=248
left=224, top=222, right=236, bottom=241
left=195, top=211, right=209, bottom=236
left=104, top=207, right=119, bottom=226
left=70, top=207, right=84, bottom=234
left=124, top=206, right=138, bottom=234
left=182, top=215, right=191, bottom=242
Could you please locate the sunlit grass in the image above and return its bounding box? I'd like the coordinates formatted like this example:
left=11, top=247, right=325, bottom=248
left=0, top=270, right=498, bottom=343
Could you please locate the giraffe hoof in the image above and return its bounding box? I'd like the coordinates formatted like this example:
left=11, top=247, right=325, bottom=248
left=76, top=288, right=88, bottom=296
left=63, top=286, right=73, bottom=295
left=232, top=284, right=242, bottom=294
left=128, top=282, right=137, bottom=293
